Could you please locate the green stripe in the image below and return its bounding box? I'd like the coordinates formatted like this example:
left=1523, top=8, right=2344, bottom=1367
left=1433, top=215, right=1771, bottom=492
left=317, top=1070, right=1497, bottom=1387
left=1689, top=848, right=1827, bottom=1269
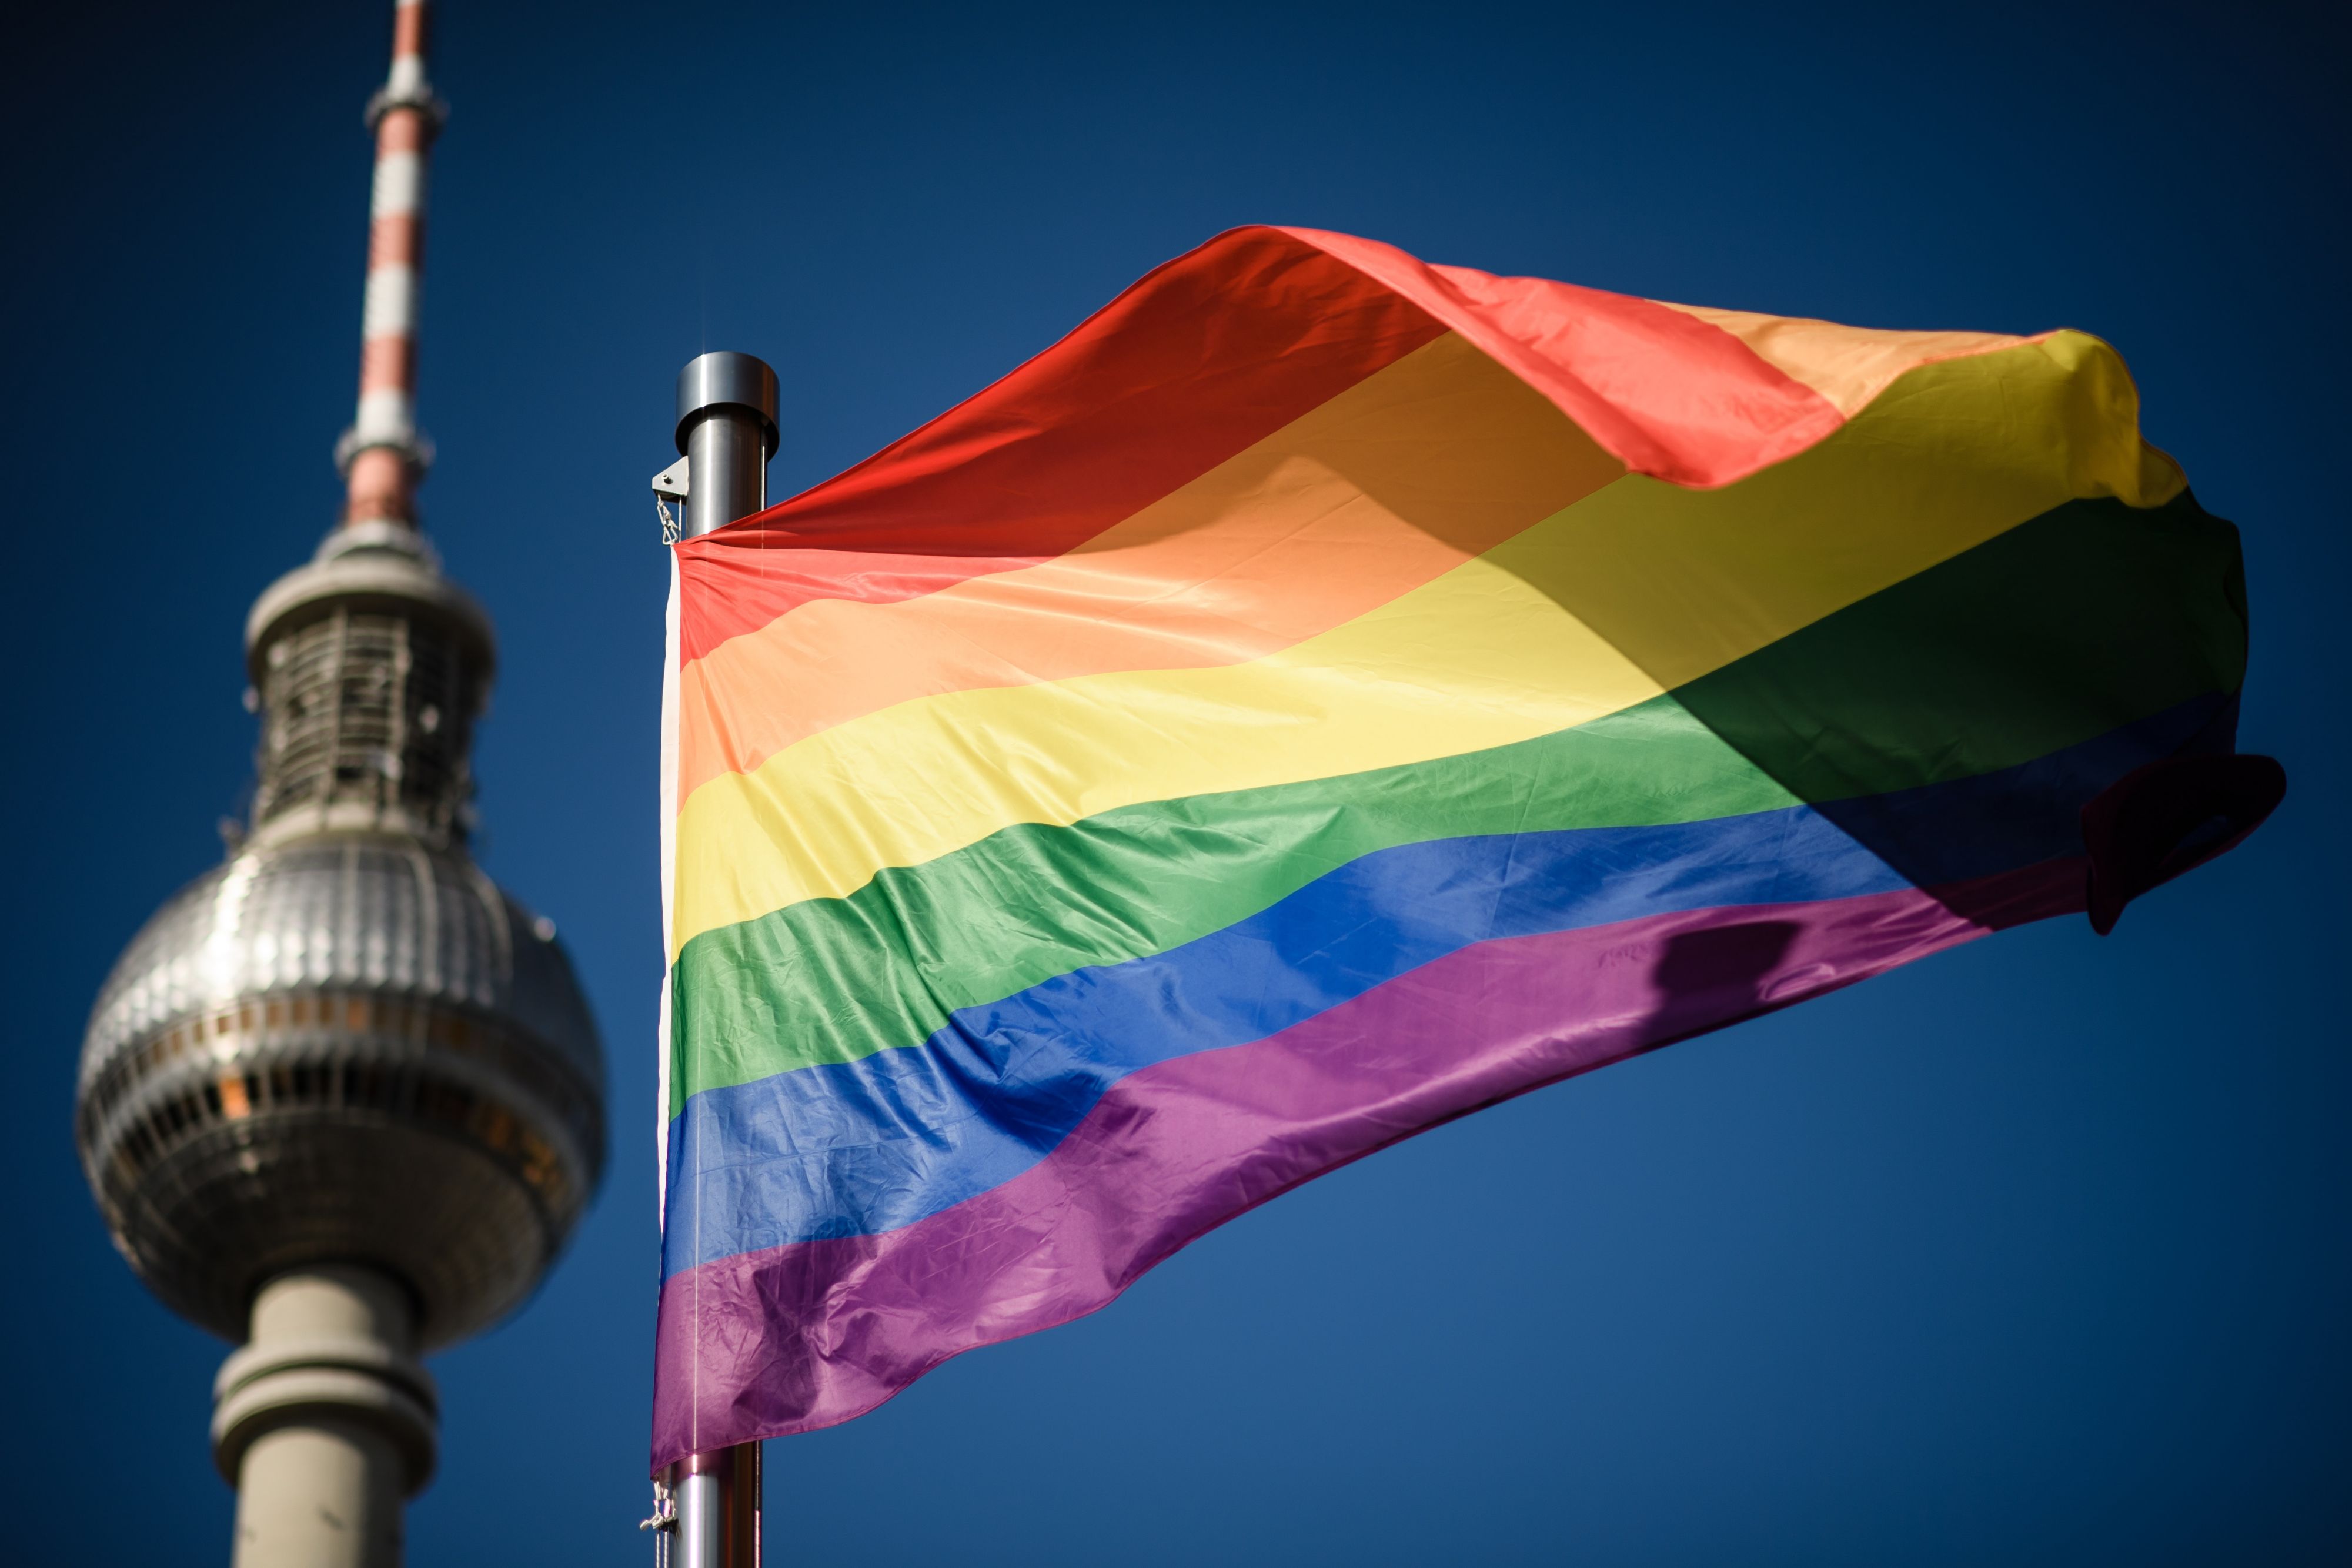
left=1673, top=490, right=2246, bottom=803
left=671, top=492, right=2246, bottom=1111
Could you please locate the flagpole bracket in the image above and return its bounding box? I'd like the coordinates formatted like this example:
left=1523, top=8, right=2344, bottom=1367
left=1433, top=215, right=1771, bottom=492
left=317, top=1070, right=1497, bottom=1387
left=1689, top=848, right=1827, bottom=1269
left=653, top=456, right=690, bottom=544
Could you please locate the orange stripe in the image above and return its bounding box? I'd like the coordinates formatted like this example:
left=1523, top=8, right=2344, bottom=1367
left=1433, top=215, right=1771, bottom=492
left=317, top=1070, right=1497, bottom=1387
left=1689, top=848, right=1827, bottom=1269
left=676, top=332, right=1624, bottom=798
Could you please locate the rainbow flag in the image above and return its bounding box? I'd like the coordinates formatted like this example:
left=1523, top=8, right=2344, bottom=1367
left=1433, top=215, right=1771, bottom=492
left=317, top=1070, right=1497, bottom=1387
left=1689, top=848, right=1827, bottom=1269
left=652, top=226, right=2280, bottom=1467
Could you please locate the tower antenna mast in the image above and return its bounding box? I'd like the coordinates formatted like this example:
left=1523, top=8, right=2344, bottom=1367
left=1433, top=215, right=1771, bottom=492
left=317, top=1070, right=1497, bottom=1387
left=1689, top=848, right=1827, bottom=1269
left=340, top=0, right=444, bottom=527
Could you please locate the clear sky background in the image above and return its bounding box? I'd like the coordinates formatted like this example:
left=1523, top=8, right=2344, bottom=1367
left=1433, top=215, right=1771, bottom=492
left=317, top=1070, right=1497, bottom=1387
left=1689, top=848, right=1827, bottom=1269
left=5, top=1, right=2346, bottom=1562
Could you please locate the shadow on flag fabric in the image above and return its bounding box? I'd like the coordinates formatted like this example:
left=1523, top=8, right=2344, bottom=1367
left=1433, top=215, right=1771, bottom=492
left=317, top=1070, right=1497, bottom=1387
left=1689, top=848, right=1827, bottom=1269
left=650, top=226, right=2283, bottom=1468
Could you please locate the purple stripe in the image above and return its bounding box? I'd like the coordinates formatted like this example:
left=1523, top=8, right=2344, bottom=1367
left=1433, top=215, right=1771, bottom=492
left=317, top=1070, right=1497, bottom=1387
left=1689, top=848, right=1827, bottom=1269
left=651, top=860, right=2080, bottom=1467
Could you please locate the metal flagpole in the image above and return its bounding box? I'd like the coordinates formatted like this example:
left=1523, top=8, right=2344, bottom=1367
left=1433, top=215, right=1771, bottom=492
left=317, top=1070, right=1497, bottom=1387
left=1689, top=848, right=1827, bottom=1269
left=657, top=350, right=780, bottom=1568
left=676, top=352, right=780, bottom=537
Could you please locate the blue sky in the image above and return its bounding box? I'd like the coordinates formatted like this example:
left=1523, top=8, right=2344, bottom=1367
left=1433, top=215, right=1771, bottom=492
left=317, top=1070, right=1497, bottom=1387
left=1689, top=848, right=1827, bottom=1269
left=4, top=1, right=2346, bottom=1562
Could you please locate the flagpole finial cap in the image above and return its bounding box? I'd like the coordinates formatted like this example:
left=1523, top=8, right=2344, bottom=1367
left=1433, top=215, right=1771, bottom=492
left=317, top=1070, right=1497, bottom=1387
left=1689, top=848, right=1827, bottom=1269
left=676, top=351, right=779, bottom=457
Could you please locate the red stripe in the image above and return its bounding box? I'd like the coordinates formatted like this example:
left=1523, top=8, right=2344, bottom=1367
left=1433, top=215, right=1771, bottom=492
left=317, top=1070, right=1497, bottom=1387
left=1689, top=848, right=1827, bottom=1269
left=1279, top=228, right=1842, bottom=489
left=359, top=335, right=413, bottom=395
left=676, top=225, right=1849, bottom=667
left=376, top=108, right=427, bottom=154
left=368, top=213, right=423, bottom=269
left=674, top=229, right=1446, bottom=664
left=393, top=3, right=427, bottom=58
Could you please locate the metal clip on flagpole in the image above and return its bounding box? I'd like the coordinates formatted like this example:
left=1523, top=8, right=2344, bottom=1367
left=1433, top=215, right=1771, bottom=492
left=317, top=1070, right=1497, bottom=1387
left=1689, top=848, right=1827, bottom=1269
left=657, top=350, right=780, bottom=1568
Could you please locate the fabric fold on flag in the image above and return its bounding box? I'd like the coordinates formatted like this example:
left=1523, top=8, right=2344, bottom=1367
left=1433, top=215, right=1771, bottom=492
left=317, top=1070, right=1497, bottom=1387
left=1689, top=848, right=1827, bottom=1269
left=651, top=225, right=2278, bottom=1470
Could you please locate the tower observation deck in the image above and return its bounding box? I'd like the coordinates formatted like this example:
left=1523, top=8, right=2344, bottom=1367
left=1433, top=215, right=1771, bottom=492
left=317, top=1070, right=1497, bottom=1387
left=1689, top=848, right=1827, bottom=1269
left=72, top=5, right=606, bottom=1564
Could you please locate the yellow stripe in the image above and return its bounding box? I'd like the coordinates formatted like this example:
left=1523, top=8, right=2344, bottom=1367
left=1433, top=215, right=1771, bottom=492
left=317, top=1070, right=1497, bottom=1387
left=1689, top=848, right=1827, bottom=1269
left=1653, top=299, right=2031, bottom=419
left=671, top=330, right=2181, bottom=956
left=674, top=333, right=1622, bottom=795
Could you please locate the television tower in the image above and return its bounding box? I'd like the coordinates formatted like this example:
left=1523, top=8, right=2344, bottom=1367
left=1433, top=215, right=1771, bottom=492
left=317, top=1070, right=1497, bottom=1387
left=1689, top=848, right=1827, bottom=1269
left=73, top=4, right=607, bottom=1564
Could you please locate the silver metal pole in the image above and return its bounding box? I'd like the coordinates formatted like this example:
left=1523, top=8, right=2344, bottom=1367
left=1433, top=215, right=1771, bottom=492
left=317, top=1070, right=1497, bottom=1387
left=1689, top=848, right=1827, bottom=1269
left=664, top=350, right=777, bottom=1568
left=676, top=351, right=780, bottom=537
left=673, top=1469, right=724, bottom=1568
left=667, top=1432, right=759, bottom=1566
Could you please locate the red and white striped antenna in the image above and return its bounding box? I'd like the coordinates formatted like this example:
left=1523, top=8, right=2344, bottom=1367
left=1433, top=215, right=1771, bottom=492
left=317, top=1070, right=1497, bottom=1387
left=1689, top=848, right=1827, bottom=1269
left=338, top=0, right=446, bottom=527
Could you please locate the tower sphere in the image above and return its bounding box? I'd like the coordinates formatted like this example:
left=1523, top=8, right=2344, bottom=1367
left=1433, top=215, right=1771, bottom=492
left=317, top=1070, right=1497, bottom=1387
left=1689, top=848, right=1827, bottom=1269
left=75, top=523, right=607, bottom=1350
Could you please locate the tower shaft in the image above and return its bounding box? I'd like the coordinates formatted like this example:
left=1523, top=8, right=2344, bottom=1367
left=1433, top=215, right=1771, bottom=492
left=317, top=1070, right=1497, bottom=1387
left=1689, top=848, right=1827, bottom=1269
left=214, top=1267, right=436, bottom=1568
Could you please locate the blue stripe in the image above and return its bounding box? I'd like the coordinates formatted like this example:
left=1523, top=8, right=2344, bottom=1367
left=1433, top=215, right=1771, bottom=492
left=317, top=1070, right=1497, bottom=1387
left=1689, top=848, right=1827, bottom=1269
left=662, top=697, right=2226, bottom=1276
